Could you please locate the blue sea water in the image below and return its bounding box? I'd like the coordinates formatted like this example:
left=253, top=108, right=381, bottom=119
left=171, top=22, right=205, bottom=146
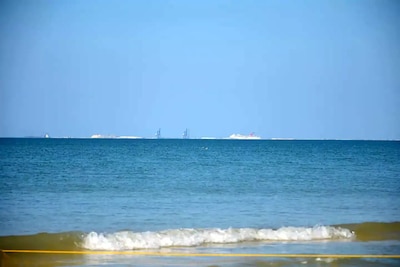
left=0, top=138, right=399, bottom=266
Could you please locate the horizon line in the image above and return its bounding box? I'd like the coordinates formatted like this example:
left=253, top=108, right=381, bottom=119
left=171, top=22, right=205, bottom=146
left=0, top=136, right=399, bottom=142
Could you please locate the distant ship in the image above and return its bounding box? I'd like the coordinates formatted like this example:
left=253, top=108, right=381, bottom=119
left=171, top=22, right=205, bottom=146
left=91, top=134, right=142, bottom=139
left=156, top=128, right=161, bottom=139
left=228, top=133, right=261, bottom=140
left=182, top=128, right=189, bottom=139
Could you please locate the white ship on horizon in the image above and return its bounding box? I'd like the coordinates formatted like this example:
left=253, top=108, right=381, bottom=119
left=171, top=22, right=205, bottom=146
left=228, top=133, right=261, bottom=140
left=91, top=134, right=142, bottom=139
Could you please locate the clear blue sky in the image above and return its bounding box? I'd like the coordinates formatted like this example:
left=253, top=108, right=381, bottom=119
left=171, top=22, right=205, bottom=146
left=1, top=0, right=399, bottom=139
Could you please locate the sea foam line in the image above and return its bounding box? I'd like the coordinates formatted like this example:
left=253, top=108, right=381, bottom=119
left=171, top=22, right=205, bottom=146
left=82, top=226, right=354, bottom=250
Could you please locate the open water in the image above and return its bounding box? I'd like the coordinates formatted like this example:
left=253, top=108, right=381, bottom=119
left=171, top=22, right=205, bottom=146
left=0, top=138, right=399, bottom=266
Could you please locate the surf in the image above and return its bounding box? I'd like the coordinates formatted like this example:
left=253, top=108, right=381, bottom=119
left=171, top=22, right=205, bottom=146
left=82, top=226, right=354, bottom=250
left=1, top=222, right=399, bottom=251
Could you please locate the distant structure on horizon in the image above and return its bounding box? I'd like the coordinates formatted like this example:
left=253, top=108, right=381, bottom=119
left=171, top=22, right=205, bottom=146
left=228, top=133, right=261, bottom=140
left=182, top=128, right=189, bottom=139
left=156, top=128, right=161, bottom=139
left=91, top=134, right=142, bottom=139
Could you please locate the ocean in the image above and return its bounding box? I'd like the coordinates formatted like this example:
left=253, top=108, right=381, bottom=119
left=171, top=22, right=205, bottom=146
left=0, top=138, right=399, bottom=266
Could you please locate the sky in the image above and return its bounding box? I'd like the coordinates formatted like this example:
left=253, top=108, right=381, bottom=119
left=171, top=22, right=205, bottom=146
left=0, top=0, right=399, bottom=139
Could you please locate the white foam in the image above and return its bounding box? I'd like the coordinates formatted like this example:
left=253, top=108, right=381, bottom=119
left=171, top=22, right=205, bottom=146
left=82, top=226, right=354, bottom=250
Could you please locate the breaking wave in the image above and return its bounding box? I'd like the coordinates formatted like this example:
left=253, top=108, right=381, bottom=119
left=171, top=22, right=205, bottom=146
left=1, top=222, right=399, bottom=251
left=83, top=226, right=353, bottom=250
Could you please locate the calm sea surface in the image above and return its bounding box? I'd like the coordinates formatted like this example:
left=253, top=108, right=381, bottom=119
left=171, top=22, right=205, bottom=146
left=0, top=138, right=399, bottom=266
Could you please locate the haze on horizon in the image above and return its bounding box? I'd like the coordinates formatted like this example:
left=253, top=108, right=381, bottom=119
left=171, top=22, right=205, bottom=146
left=1, top=0, right=399, bottom=140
